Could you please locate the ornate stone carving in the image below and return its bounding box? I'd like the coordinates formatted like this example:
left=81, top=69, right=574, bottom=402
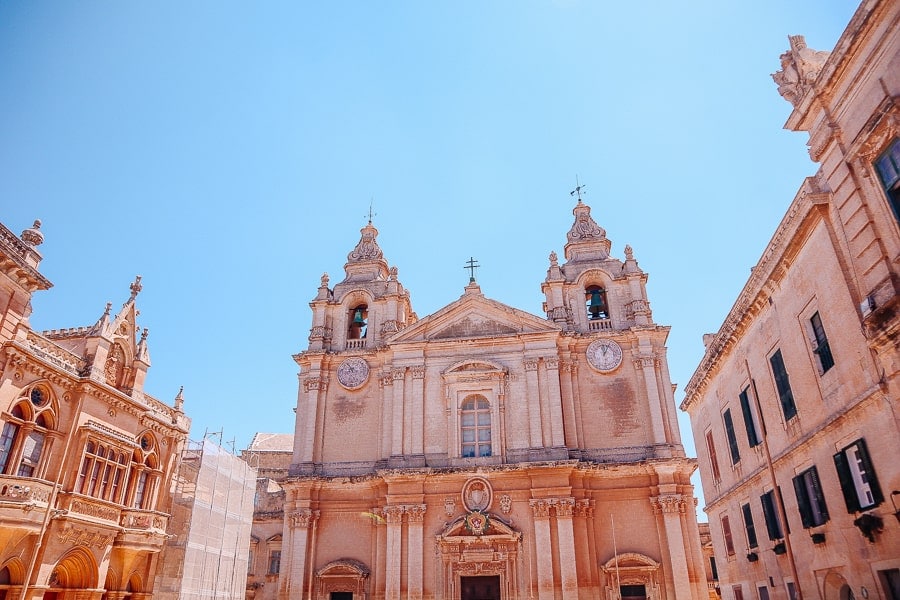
left=529, top=499, right=551, bottom=518
left=347, top=222, right=384, bottom=262
left=523, top=359, right=539, bottom=372
left=545, top=357, right=559, bottom=370
left=499, top=494, right=512, bottom=514
left=576, top=498, right=594, bottom=517
left=290, top=509, right=318, bottom=528
left=650, top=494, right=686, bottom=515
left=772, top=35, right=830, bottom=107
left=556, top=497, right=576, bottom=517
left=391, top=367, right=405, bottom=381
left=444, top=496, right=456, bottom=517
left=380, top=320, right=401, bottom=335
left=303, top=376, right=328, bottom=393
left=57, top=526, right=112, bottom=548
left=411, top=365, right=426, bottom=379
left=462, top=477, right=492, bottom=512
left=633, top=356, right=657, bottom=370
left=308, top=325, right=332, bottom=341
left=406, top=504, right=426, bottom=523
left=382, top=505, right=405, bottom=525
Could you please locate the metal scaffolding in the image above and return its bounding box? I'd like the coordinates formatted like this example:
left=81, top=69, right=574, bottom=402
left=154, top=437, right=256, bottom=600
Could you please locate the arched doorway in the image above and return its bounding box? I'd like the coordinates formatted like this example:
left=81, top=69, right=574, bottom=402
left=314, top=559, right=369, bottom=600
left=823, top=572, right=853, bottom=600
left=46, top=547, right=99, bottom=600
left=600, top=553, right=661, bottom=600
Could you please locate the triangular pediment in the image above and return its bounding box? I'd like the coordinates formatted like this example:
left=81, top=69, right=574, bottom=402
left=389, top=289, right=559, bottom=344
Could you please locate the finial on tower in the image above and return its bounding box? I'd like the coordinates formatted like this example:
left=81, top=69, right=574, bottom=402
left=128, top=276, right=143, bottom=302
left=365, top=199, right=377, bottom=224
left=570, top=176, right=587, bottom=203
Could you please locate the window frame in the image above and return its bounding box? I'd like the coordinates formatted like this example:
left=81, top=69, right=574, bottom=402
left=807, top=311, right=834, bottom=374
left=792, top=466, right=829, bottom=528
left=769, top=349, right=797, bottom=421
left=267, top=550, right=281, bottom=575
left=723, top=408, right=741, bottom=465
left=721, top=514, right=735, bottom=556
left=705, top=430, right=721, bottom=484
left=760, top=489, right=785, bottom=541
left=741, top=502, right=758, bottom=549
left=738, top=386, right=762, bottom=448
left=874, top=137, right=900, bottom=223
left=833, top=438, right=884, bottom=513
left=459, top=395, right=492, bottom=458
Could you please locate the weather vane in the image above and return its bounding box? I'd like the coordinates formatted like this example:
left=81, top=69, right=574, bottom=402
left=464, top=257, right=480, bottom=283
left=570, top=176, right=587, bottom=202
left=365, top=198, right=377, bottom=224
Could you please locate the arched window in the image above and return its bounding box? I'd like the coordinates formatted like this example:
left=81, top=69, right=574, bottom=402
left=585, top=286, right=608, bottom=320
left=127, top=434, right=158, bottom=509
left=460, top=396, right=491, bottom=458
left=0, top=386, right=55, bottom=478
left=348, top=304, right=368, bottom=339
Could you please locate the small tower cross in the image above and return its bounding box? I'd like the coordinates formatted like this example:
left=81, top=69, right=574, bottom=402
left=464, top=257, right=480, bottom=283
left=570, top=176, right=587, bottom=202
left=365, top=199, right=377, bottom=224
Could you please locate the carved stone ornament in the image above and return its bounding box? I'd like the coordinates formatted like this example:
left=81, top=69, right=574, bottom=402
left=586, top=339, right=623, bottom=373
left=347, top=222, right=384, bottom=262
left=464, top=510, right=490, bottom=536
left=337, top=357, right=369, bottom=389
left=499, top=494, right=512, bottom=514
left=444, top=496, right=456, bottom=517
left=462, top=477, right=492, bottom=512
left=772, top=35, right=830, bottom=108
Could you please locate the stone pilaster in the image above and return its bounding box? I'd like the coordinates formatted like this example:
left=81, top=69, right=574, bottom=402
left=556, top=498, right=578, bottom=600
left=634, top=355, right=666, bottom=445
left=383, top=505, right=405, bottom=600
left=285, top=509, right=318, bottom=600
left=524, top=359, right=542, bottom=448
left=410, top=366, right=425, bottom=455
left=529, top=499, right=554, bottom=600
left=651, top=494, right=691, bottom=600
left=299, top=376, right=327, bottom=462
left=406, top=504, right=426, bottom=600
left=391, top=368, right=405, bottom=456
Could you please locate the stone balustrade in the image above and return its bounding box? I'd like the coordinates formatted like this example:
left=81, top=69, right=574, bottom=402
left=0, top=475, right=53, bottom=505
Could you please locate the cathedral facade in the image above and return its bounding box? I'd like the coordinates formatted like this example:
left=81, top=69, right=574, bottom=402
left=278, top=199, right=706, bottom=600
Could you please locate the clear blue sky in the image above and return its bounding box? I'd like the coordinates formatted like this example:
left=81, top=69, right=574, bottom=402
left=1, top=2, right=857, bottom=510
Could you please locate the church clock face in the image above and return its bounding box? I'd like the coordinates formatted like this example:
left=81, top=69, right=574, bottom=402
left=337, top=357, right=369, bottom=389
left=586, top=339, right=623, bottom=373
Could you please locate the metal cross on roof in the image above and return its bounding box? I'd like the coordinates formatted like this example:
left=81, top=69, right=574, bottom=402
left=464, top=257, right=480, bottom=282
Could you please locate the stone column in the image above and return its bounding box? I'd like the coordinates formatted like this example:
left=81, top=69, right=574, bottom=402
left=555, top=498, right=578, bottom=600
left=381, top=371, right=394, bottom=458
left=559, top=360, right=579, bottom=448
left=524, top=359, right=543, bottom=448
left=529, top=499, right=554, bottom=600
left=544, top=358, right=565, bottom=448
left=286, top=509, right=317, bottom=600
left=391, top=368, right=406, bottom=457
left=406, top=504, right=426, bottom=600
left=651, top=495, right=691, bottom=600
left=383, top=505, right=405, bottom=600
left=635, top=356, right=666, bottom=445
left=411, top=366, right=426, bottom=456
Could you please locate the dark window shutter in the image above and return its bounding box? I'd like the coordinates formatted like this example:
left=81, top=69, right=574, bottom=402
left=724, top=409, right=740, bottom=465
left=761, top=491, right=780, bottom=540
left=833, top=450, right=861, bottom=513
left=855, top=438, right=884, bottom=507
left=739, top=389, right=760, bottom=447
left=742, top=503, right=757, bottom=549
left=809, top=466, right=829, bottom=523
left=770, top=350, right=797, bottom=420
left=793, top=474, right=813, bottom=528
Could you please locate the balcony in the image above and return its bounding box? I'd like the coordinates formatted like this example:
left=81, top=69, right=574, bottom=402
left=120, top=508, right=168, bottom=532
left=587, top=319, right=612, bottom=331
left=57, top=492, right=122, bottom=525
left=345, top=339, right=367, bottom=350
left=0, top=475, right=53, bottom=507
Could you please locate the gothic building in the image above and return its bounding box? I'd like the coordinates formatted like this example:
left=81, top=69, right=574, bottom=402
left=279, top=199, right=707, bottom=600
left=0, top=220, right=190, bottom=600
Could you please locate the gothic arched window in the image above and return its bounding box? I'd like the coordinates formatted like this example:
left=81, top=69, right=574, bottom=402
left=0, top=386, right=55, bottom=478
left=460, top=396, right=491, bottom=458
left=348, top=304, right=368, bottom=339
left=585, top=286, right=608, bottom=320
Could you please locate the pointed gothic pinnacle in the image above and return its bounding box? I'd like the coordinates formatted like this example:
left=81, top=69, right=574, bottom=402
left=129, top=275, right=143, bottom=302
left=174, top=386, right=185, bottom=411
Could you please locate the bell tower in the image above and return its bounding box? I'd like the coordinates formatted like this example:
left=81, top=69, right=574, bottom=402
left=306, top=219, right=415, bottom=353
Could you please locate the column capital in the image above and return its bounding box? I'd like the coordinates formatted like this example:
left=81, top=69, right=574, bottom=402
left=411, top=365, right=426, bottom=379
left=303, top=377, right=328, bottom=392
left=383, top=505, right=405, bottom=525
left=650, top=494, right=686, bottom=515
left=524, top=358, right=540, bottom=372
left=575, top=498, right=595, bottom=517
left=289, top=508, right=320, bottom=528
left=529, top=499, right=551, bottom=518
left=392, top=367, right=406, bottom=380
left=555, top=497, right=576, bottom=517
left=406, top=504, right=427, bottom=523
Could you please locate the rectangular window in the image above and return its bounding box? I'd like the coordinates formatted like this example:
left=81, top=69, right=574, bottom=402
left=709, top=556, right=718, bottom=581
left=809, top=311, right=834, bottom=373
left=758, top=587, right=770, bottom=600
left=17, top=431, right=44, bottom=477
left=792, top=466, right=829, bottom=527
left=723, top=409, right=740, bottom=465
left=769, top=349, right=797, bottom=420
left=761, top=489, right=784, bottom=540
left=268, top=550, right=281, bottom=575
left=706, top=431, right=721, bottom=483
left=742, top=503, right=758, bottom=549
left=833, top=438, right=884, bottom=512
left=0, top=422, right=19, bottom=473
left=786, top=582, right=797, bottom=600
left=874, top=138, right=900, bottom=222
left=739, top=387, right=762, bottom=447
left=878, top=568, right=900, bottom=600
left=721, top=514, right=735, bottom=556
left=732, top=585, right=745, bottom=600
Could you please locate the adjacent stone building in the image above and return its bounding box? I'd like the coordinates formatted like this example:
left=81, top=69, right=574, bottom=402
left=279, top=197, right=707, bottom=600
left=0, top=220, right=191, bottom=600
left=682, top=1, right=900, bottom=598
